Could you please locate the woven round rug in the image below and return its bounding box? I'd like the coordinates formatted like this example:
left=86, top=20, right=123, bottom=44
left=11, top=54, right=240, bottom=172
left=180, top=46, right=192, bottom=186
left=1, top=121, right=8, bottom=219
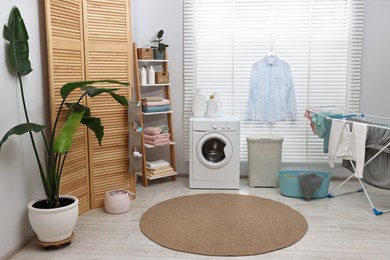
left=139, top=193, right=308, bottom=256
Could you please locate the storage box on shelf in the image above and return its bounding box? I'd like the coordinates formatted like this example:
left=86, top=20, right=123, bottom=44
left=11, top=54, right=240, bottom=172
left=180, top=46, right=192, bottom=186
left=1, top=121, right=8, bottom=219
left=137, top=48, right=153, bottom=60
left=132, top=42, right=177, bottom=187
left=155, top=72, right=169, bottom=84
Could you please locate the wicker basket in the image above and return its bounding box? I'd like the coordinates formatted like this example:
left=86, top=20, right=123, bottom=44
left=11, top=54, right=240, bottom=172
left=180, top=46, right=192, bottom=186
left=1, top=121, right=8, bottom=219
left=155, top=72, right=169, bottom=84
left=137, top=48, right=153, bottom=60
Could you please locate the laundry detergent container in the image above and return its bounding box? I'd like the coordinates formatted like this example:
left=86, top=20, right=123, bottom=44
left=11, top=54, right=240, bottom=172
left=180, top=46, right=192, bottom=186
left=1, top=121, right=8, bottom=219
left=278, top=170, right=332, bottom=199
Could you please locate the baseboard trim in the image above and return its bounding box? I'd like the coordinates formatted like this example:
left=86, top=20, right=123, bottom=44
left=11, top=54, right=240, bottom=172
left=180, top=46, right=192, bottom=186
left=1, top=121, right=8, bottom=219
left=0, top=232, right=36, bottom=260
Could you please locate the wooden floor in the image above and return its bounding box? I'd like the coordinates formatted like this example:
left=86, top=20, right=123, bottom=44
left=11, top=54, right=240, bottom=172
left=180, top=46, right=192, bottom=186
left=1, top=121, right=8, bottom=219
left=11, top=176, right=390, bottom=259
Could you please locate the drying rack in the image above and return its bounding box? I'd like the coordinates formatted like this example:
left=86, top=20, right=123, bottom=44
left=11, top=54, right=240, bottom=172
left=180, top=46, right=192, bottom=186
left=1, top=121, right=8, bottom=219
left=305, top=105, right=390, bottom=215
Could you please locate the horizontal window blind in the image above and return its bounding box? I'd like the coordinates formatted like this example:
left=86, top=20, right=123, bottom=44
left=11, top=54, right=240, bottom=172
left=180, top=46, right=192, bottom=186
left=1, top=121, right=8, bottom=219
left=184, top=0, right=364, bottom=163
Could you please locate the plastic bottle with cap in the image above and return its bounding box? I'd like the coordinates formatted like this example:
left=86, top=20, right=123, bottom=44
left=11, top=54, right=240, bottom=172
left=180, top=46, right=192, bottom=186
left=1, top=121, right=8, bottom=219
left=141, top=66, right=147, bottom=85
left=206, top=94, right=219, bottom=118
left=191, top=88, right=207, bottom=117
left=148, top=65, right=155, bottom=84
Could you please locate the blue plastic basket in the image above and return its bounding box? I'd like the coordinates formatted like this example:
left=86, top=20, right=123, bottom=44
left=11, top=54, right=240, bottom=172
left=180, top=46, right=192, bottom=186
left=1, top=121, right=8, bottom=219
left=278, top=170, right=332, bottom=199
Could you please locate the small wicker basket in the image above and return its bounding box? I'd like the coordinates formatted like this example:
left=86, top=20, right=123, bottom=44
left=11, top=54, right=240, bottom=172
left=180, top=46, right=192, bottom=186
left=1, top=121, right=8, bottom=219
left=155, top=72, right=169, bottom=84
left=137, top=48, right=153, bottom=60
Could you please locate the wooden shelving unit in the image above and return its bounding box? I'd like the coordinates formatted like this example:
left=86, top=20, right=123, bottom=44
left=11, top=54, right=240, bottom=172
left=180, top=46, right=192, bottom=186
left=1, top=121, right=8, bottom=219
left=132, top=43, right=177, bottom=187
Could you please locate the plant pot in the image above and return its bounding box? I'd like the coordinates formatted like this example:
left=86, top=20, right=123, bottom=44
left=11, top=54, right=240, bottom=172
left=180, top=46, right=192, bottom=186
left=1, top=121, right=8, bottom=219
left=28, top=195, right=79, bottom=243
left=153, top=48, right=165, bottom=60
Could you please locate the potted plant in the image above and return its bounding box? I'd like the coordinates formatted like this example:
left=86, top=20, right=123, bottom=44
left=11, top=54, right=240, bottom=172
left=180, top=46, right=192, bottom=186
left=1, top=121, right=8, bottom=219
left=1, top=7, right=129, bottom=243
left=151, top=29, right=169, bottom=60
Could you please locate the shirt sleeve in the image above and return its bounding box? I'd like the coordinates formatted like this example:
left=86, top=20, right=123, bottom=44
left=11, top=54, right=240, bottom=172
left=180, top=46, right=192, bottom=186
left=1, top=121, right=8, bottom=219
left=286, top=64, right=297, bottom=120
left=246, top=64, right=258, bottom=120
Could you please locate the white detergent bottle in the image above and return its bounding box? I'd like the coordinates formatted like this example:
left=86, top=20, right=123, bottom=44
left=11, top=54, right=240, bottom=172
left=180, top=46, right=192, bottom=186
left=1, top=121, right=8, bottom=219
left=141, top=66, right=147, bottom=85
left=191, top=88, right=207, bottom=117
left=148, top=65, right=155, bottom=84
left=206, top=94, right=218, bottom=118
left=213, top=92, right=222, bottom=117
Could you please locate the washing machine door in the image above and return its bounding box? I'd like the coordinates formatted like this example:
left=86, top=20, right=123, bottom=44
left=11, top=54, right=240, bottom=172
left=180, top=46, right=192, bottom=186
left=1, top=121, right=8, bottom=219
left=196, top=133, right=233, bottom=169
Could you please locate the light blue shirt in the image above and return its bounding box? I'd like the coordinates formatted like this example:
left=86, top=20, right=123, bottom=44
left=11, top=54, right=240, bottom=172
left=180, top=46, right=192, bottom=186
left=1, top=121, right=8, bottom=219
left=246, top=56, right=297, bottom=124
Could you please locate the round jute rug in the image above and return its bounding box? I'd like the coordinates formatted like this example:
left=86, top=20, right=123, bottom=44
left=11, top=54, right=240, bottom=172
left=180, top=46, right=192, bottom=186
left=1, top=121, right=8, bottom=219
left=139, top=193, right=308, bottom=256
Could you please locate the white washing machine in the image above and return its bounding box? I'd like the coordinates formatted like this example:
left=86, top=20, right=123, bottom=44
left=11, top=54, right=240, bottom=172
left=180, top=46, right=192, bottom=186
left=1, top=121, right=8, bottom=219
left=189, top=116, right=240, bottom=189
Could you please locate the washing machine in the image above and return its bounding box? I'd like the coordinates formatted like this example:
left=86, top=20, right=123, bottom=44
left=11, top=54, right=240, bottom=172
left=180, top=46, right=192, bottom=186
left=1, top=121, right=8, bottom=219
left=189, top=116, right=240, bottom=189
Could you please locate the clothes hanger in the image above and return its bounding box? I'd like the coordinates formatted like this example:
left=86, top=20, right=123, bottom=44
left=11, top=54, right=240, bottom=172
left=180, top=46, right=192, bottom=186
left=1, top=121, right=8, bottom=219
left=266, top=51, right=276, bottom=57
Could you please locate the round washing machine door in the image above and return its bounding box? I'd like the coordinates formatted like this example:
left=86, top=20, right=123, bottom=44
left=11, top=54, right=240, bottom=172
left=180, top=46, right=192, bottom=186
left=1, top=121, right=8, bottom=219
left=196, top=133, right=233, bottom=169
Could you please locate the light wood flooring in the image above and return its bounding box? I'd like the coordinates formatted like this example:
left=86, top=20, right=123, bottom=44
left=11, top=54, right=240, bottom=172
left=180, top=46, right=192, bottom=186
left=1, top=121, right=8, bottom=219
left=11, top=176, right=390, bottom=259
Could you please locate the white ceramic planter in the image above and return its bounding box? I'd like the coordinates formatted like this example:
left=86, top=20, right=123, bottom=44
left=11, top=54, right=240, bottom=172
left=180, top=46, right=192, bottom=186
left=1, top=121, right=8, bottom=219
left=28, top=195, right=79, bottom=242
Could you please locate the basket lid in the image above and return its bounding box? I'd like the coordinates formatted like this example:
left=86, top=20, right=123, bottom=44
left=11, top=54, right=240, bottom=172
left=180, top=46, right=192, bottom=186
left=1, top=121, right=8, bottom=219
left=246, top=134, right=284, bottom=141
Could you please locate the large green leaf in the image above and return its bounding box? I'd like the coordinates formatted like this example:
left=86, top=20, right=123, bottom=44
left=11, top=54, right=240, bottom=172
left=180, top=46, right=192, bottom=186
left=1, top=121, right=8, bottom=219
left=81, top=86, right=119, bottom=97
left=110, top=92, right=129, bottom=106
left=0, top=123, right=45, bottom=150
left=53, top=108, right=85, bottom=154
left=81, top=117, right=104, bottom=145
left=3, top=6, right=32, bottom=76
left=60, top=80, right=129, bottom=99
left=66, top=102, right=91, bottom=117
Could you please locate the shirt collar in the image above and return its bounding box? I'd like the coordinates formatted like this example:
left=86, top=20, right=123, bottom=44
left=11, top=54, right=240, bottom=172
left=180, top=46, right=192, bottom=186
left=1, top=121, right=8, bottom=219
left=265, top=55, right=278, bottom=66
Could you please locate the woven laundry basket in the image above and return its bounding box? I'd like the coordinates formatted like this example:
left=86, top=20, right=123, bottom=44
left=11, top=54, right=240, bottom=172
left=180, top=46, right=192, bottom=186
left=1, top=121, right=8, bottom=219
left=246, top=135, right=283, bottom=187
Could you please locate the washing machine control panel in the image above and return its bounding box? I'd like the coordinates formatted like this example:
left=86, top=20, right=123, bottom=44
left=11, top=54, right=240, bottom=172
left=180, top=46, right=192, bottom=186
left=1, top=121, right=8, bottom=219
left=210, top=121, right=237, bottom=131
left=191, top=117, right=240, bottom=132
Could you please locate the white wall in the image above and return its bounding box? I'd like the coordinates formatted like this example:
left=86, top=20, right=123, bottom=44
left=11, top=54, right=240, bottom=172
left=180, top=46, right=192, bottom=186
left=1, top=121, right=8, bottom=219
left=360, top=0, right=390, bottom=117
left=131, top=0, right=186, bottom=173
left=0, top=1, right=48, bottom=258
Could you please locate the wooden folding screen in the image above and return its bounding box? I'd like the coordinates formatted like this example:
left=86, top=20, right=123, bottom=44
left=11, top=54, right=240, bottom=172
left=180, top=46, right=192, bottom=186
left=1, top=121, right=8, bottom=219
left=45, top=0, right=134, bottom=213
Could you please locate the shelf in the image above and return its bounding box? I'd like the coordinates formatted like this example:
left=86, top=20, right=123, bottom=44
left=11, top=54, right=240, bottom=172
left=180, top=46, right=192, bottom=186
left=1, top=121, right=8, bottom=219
left=142, top=110, right=173, bottom=116
left=144, top=141, right=176, bottom=149
left=141, top=83, right=170, bottom=87
left=139, top=59, right=169, bottom=63
left=133, top=42, right=177, bottom=187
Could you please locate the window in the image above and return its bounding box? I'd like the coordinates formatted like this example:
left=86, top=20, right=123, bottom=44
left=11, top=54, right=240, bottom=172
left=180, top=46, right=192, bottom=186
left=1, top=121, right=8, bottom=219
left=184, top=0, right=364, bottom=163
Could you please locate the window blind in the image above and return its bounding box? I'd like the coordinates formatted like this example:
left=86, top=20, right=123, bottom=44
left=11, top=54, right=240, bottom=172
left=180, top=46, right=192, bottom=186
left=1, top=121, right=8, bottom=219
left=184, top=0, right=364, bottom=163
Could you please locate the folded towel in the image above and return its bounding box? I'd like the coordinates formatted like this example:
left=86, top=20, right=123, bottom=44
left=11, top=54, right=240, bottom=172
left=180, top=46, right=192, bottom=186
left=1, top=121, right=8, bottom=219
left=146, top=165, right=172, bottom=171
left=298, top=172, right=324, bottom=200
left=144, top=133, right=170, bottom=141
left=142, top=105, right=171, bottom=113
left=144, top=127, right=162, bottom=135
left=144, top=138, right=170, bottom=146
left=146, top=159, right=170, bottom=169
left=159, top=125, right=169, bottom=133
left=141, top=96, right=163, bottom=102
left=142, top=98, right=170, bottom=107
left=147, top=166, right=174, bottom=175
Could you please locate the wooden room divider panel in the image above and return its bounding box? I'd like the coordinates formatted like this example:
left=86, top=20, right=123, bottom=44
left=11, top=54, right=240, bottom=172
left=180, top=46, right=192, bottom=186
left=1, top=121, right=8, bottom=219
left=45, top=0, right=134, bottom=213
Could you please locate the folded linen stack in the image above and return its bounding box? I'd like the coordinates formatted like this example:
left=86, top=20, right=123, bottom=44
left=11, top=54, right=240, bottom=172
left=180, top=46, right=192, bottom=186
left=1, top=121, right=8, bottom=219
left=146, top=159, right=175, bottom=178
left=143, top=126, right=170, bottom=146
left=141, top=96, right=171, bottom=113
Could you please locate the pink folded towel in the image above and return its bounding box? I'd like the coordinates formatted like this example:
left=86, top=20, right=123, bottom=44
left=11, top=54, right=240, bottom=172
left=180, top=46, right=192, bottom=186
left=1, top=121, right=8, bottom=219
left=144, top=133, right=171, bottom=141
left=142, top=98, right=170, bottom=107
left=144, top=127, right=162, bottom=135
left=144, top=138, right=170, bottom=146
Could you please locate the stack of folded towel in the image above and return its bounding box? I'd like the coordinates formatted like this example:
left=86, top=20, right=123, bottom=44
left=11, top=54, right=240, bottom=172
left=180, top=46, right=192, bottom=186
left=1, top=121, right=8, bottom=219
left=142, top=96, right=171, bottom=113
left=143, top=126, right=170, bottom=146
left=146, top=159, right=175, bottom=178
